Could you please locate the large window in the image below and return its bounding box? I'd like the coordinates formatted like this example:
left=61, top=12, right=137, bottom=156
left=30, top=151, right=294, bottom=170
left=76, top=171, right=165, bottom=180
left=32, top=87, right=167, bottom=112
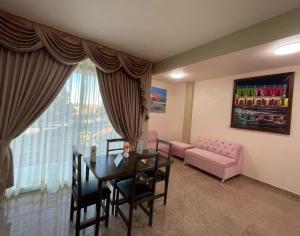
left=6, top=60, right=119, bottom=197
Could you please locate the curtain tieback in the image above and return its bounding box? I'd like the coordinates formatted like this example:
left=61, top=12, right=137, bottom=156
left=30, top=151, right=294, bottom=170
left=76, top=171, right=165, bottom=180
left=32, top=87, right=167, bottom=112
left=0, top=140, right=11, bottom=147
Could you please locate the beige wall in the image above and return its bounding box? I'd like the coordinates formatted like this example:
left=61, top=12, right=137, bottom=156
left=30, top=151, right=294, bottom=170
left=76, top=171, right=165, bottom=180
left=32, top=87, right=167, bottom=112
left=191, top=65, right=300, bottom=195
left=148, top=80, right=186, bottom=141
left=182, top=81, right=194, bottom=143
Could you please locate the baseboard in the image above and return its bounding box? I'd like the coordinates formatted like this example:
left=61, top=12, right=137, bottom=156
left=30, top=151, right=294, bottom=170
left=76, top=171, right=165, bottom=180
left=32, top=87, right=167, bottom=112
left=240, top=174, right=300, bottom=200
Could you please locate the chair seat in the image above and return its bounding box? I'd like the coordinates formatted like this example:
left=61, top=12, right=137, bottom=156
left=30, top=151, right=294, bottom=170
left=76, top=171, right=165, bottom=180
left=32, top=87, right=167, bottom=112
left=144, top=169, right=166, bottom=181
left=116, top=178, right=153, bottom=200
left=81, top=179, right=111, bottom=202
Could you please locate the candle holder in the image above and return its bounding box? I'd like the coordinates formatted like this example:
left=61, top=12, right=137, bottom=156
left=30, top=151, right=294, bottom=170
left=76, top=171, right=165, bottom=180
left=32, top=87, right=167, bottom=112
left=90, top=145, right=97, bottom=163
left=123, top=142, right=130, bottom=158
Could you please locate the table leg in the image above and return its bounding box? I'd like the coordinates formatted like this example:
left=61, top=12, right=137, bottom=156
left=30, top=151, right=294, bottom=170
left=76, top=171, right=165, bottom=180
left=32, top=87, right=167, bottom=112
left=95, top=180, right=102, bottom=236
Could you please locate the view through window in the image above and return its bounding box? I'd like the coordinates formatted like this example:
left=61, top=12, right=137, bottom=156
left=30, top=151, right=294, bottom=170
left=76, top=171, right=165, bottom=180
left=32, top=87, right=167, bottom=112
left=6, top=60, right=119, bottom=197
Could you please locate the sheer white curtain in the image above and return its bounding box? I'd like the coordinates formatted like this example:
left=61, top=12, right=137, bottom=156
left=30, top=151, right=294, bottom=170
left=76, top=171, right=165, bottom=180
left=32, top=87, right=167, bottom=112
left=6, top=60, right=119, bottom=197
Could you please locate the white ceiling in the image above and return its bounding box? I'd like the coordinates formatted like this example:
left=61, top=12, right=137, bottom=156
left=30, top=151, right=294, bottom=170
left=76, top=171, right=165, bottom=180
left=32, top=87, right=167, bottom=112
left=153, top=34, right=300, bottom=83
left=0, top=0, right=300, bottom=62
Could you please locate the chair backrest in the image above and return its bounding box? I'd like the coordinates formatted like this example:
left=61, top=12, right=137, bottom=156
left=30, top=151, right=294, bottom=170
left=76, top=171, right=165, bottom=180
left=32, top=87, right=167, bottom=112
left=106, top=138, right=127, bottom=156
left=131, top=151, right=160, bottom=200
left=72, top=145, right=82, bottom=197
left=156, top=139, right=172, bottom=161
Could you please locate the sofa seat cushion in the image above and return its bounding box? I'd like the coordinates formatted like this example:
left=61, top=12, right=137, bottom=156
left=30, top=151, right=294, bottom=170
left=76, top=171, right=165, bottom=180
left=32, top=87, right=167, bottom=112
left=186, top=148, right=236, bottom=168
left=170, top=141, right=193, bottom=159
left=157, top=144, right=171, bottom=158
left=157, top=144, right=170, bottom=153
left=170, top=141, right=193, bottom=149
left=147, top=142, right=169, bottom=151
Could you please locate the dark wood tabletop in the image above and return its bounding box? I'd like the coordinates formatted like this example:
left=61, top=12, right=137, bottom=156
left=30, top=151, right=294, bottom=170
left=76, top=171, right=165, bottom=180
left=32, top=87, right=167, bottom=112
left=84, top=150, right=172, bottom=182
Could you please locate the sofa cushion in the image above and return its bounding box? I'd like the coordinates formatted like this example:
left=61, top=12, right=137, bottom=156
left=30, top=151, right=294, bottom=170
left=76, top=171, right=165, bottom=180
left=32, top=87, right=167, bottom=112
left=170, top=141, right=193, bottom=149
left=157, top=144, right=171, bottom=159
left=186, top=148, right=236, bottom=168
left=148, top=130, right=158, bottom=143
left=170, top=141, right=193, bottom=159
left=196, top=137, right=242, bottom=160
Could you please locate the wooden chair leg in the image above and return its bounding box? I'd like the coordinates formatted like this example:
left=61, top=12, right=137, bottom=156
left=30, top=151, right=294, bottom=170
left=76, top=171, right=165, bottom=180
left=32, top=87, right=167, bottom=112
left=75, top=204, right=81, bottom=236
left=95, top=199, right=101, bottom=236
left=70, top=195, right=74, bottom=221
left=115, top=189, right=120, bottom=217
left=105, top=197, right=110, bottom=227
left=127, top=203, right=134, bottom=236
left=112, top=186, right=116, bottom=215
left=149, top=200, right=154, bottom=226
left=164, top=178, right=169, bottom=205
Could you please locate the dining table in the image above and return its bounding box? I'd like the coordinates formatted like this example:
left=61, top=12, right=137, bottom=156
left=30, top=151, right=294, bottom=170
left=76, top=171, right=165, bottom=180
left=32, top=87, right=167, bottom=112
left=83, top=150, right=173, bottom=235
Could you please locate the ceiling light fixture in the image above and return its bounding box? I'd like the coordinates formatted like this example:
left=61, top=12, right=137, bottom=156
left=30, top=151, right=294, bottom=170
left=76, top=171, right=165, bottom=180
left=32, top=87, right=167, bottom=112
left=170, top=71, right=185, bottom=79
left=274, top=42, right=300, bottom=55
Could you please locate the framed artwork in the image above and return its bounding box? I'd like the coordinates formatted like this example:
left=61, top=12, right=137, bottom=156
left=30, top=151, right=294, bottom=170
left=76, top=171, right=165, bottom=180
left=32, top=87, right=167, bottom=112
left=150, top=87, right=167, bottom=113
left=230, top=72, right=294, bottom=135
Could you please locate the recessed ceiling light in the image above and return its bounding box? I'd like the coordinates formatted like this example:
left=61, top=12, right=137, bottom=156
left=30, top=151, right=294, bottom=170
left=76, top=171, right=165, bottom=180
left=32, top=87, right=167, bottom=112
left=274, top=43, right=300, bottom=55
left=170, top=71, right=185, bottom=79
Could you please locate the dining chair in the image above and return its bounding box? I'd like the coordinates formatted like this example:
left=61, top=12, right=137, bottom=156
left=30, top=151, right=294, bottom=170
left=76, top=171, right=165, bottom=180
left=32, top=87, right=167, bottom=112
left=106, top=138, right=130, bottom=214
left=115, top=151, right=160, bottom=236
left=147, top=139, right=172, bottom=205
left=70, top=146, right=111, bottom=236
left=106, top=138, right=127, bottom=156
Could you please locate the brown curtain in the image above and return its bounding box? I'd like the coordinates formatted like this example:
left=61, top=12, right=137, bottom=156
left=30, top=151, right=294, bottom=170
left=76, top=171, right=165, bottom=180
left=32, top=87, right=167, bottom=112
left=0, top=11, right=152, bottom=120
left=97, top=69, right=146, bottom=145
left=0, top=10, right=152, bottom=198
left=0, top=11, right=152, bottom=77
left=0, top=47, right=75, bottom=199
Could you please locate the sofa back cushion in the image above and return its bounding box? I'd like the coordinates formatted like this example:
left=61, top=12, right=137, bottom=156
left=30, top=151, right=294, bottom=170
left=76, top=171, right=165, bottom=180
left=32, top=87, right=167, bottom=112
left=148, top=130, right=158, bottom=143
left=196, top=137, right=242, bottom=160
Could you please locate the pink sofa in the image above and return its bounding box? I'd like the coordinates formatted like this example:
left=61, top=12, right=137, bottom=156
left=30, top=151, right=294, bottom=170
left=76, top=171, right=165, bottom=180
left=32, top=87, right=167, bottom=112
left=185, top=137, right=243, bottom=182
left=147, top=130, right=159, bottom=150
left=147, top=131, right=193, bottom=159
left=147, top=130, right=170, bottom=158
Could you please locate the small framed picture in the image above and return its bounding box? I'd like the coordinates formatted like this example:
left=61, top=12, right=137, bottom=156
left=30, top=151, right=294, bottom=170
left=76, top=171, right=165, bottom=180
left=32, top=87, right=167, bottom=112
left=150, top=87, right=167, bottom=113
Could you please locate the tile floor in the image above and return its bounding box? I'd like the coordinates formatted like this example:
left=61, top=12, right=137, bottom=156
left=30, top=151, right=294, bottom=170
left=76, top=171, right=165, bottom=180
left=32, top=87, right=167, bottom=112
left=1, top=159, right=300, bottom=236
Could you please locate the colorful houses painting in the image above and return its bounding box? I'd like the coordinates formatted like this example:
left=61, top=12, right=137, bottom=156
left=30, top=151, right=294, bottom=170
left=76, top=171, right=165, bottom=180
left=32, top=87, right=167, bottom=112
left=150, top=87, right=167, bottom=113
left=231, top=72, right=294, bottom=134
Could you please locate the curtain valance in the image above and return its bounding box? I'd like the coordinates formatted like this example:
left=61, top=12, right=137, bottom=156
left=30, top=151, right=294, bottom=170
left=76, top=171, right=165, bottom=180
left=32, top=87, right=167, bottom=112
left=0, top=11, right=152, bottom=78
left=0, top=11, right=152, bottom=198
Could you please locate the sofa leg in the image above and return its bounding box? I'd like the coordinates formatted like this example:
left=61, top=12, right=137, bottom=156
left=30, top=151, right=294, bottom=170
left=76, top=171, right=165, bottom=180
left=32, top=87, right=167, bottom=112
left=221, top=179, right=225, bottom=184
left=183, top=161, right=187, bottom=165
